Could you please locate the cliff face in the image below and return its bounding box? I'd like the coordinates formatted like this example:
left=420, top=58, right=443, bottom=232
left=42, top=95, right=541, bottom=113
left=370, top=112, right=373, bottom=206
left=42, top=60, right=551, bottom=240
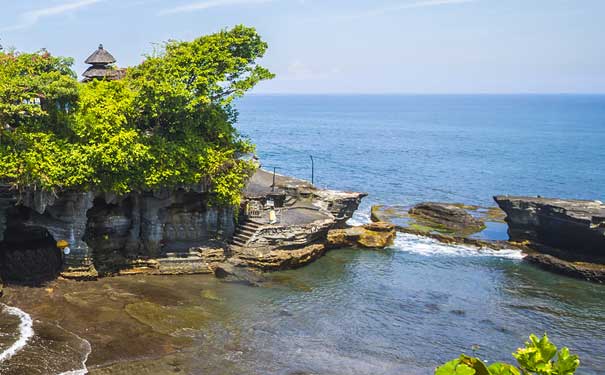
left=0, top=186, right=234, bottom=281
left=494, top=196, right=605, bottom=260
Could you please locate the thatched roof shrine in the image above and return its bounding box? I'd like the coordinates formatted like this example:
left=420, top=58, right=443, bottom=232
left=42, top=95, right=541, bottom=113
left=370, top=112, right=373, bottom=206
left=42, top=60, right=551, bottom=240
left=82, top=44, right=125, bottom=82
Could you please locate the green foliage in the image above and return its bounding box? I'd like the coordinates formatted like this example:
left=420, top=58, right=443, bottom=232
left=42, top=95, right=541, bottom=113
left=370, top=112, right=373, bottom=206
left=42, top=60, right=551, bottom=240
left=435, top=334, right=579, bottom=375
left=0, top=26, right=271, bottom=204
left=0, top=50, right=77, bottom=131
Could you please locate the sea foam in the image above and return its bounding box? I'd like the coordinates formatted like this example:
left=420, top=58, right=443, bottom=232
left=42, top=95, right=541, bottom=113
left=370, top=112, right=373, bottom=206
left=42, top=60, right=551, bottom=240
left=393, top=233, right=525, bottom=260
left=0, top=304, right=34, bottom=363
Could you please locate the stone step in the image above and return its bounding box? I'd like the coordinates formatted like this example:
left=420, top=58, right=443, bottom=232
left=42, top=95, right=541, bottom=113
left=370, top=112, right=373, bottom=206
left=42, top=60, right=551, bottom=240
left=234, top=228, right=256, bottom=237
left=240, top=225, right=261, bottom=232
left=163, top=251, right=202, bottom=258
left=156, top=256, right=212, bottom=275
left=231, top=237, right=250, bottom=243
left=158, top=256, right=204, bottom=264
left=231, top=238, right=247, bottom=246
left=241, top=221, right=261, bottom=228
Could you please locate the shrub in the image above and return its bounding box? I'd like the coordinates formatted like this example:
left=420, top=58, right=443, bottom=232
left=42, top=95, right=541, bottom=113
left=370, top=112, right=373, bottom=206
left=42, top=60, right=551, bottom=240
left=435, top=334, right=580, bottom=375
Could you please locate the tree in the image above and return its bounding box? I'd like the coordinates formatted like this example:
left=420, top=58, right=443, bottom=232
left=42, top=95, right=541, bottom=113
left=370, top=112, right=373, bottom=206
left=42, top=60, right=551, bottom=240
left=0, top=25, right=273, bottom=204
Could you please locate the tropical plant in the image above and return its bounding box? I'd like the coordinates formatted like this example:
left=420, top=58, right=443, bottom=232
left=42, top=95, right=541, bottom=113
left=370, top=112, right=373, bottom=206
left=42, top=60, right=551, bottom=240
left=435, top=334, right=580, bottom=375
left=0, top=25, right=272, bottom=205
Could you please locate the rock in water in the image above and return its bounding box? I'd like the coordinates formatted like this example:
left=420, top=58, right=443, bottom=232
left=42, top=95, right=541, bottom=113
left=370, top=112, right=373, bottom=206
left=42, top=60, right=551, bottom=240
left=494, top=196, right=605, bottom=260
left=327, top=222, right=396, bottom=249
left=495, top=195, right=605, bottom=282
left=211, top=263, right=265, bottom=286
left=408, top=202, right=485, bottom=234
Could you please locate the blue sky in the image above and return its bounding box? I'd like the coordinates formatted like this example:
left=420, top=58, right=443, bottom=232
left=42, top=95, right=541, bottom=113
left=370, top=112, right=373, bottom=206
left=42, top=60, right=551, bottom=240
left=0, top=0, right=603, bottom=94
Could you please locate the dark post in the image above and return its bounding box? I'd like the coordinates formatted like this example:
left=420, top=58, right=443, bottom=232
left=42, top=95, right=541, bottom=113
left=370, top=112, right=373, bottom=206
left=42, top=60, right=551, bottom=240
left=310, top=155, right=314, bottom=185
left=272, top=167, right=277, bottom=192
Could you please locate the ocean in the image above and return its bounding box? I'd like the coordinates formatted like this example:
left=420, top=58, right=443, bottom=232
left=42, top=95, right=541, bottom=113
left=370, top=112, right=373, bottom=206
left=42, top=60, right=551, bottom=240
left=1, top=94, right=605, bottom=374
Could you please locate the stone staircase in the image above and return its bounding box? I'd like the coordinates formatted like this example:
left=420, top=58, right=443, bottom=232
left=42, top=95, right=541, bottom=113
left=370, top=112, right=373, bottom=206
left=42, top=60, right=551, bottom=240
left=156, top=250, right=210, bottom=275
left=230, top=220, right=262, bottom=247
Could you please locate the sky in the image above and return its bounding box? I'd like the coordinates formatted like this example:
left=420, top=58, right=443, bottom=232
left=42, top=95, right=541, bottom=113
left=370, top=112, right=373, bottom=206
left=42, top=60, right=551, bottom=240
left=0, top=0, right=604, bottom=94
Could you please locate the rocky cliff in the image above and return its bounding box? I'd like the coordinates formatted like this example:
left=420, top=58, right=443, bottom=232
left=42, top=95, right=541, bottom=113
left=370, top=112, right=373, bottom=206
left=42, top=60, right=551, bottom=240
left=494, top=196, right=605, bottom=282
left=494, top=196, right=605, bottom=260
left=0, top=185, right=234, bottom=281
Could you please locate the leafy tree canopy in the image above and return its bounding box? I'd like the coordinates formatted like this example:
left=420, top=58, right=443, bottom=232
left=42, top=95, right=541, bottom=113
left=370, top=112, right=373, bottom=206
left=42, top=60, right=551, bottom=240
left=0, top=25, right=273, bottom=205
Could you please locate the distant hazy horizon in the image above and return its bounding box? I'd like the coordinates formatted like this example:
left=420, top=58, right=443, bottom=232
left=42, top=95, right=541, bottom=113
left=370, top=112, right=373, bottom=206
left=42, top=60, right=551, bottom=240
left=1, top=0, right=604, bottom=94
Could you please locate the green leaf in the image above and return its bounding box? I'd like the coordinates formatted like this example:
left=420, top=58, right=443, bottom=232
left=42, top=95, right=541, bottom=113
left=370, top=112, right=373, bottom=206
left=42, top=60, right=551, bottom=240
left=487, top=363, right=521, bottom=375
left=436, top=358, right=476, bottom=375
left=553, top=347, right=580, bottom=375
left=459, top=355, right=490, bottom=375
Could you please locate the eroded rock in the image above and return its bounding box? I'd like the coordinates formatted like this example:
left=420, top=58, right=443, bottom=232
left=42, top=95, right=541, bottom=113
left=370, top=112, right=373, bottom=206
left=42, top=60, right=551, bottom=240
left=408, top=202, right=485, bottom=234
left=494, top=196, right=605, bottom=260
left=210, top=262, right=265, bottom=285
left=327, top=222, right=396, bottom=249
left=231, top=244, right=326, bottom=271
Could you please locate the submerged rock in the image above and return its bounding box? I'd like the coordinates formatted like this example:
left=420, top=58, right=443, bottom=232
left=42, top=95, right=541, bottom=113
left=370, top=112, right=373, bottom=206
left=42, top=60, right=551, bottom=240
left=370, top=203, right=510, bottom=250
left=408, top=202, right=485, bottom=235
left=210, top=262, right=265, bottom=285
left=524, top=251, right=605, bottom=283
left=327, top=222, right=396, bottom=249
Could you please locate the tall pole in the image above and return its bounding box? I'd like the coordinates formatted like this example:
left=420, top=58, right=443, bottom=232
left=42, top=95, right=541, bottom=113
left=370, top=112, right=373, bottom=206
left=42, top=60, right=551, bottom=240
left=272, top=167, right=277, bottom=192
left=310, top=155, right=314, bottom=185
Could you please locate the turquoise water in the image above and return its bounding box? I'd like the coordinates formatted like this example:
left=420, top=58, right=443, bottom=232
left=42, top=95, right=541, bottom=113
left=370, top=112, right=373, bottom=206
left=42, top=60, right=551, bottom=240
left=232, top=95, right=605, bottom=374
left=2, top=95, right=605, bottom=374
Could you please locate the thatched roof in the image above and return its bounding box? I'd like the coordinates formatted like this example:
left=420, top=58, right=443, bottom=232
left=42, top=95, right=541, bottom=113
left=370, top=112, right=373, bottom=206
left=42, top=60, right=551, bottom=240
left=82, top=66, right=126, bottom=81
left=85, top=44, right=116, bottom=65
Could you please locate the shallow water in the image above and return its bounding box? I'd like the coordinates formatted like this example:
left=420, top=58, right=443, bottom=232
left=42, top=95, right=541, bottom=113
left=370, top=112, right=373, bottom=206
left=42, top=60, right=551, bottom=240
left=2, top=95, right=605, bottom=374
left=2, top=246, right=605, bottom=374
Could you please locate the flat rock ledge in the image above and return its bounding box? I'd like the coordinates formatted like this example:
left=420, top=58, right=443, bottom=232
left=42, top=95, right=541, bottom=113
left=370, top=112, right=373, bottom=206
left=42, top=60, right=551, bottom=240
left=327, top=222, right=396, bottom=249
left=370, top=204, right=512, bottom=251
left=408, top=202, right=486, bottom=235
left=525, top=251, right=605, bottom=283
left=230, top=244, right=326, bottom=271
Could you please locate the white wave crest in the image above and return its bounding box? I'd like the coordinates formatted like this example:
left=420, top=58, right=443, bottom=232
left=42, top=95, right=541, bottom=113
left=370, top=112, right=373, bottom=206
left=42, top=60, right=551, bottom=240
left=347, top=210, right=371, bottom=226
left=0, top=304, right=34, bottom=362
left=393, top=233, right=525, bottom=260
left=56, top=326, right=92, bottom=375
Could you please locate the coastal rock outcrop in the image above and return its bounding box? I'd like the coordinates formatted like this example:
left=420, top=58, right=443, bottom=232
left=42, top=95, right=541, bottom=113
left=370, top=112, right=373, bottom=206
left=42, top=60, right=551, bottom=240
left=495, top=196, right=605, bottom=282
left=327, top=222, right=396, bottom=249
left=230, top=244, right=326, bottom=271
left=0, top=186, right=234, bottom=281
left=370, top=203, right=511, bottom=250
left=408, top=202, right=485, bottom=234
left=494, top=196, right=605, bottom=259
left=228, top=169, right=367, bottom=271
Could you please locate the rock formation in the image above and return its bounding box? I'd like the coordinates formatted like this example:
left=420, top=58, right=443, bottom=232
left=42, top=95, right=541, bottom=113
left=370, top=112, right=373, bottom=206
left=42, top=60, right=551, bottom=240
left=0, top=185, right=234, bottom=281
left=370, top=203, right=510, bottom=250
left=494, top=196, right=605, bottom=258
left=494, top=196, right=605, bottom=282
left=327, top=222, right=396, bottom=249
left=0, top=168, right=367, bottom=282
left=226, top=169, right=367, bottom=271
left=408, top=202, right=485, bottom=235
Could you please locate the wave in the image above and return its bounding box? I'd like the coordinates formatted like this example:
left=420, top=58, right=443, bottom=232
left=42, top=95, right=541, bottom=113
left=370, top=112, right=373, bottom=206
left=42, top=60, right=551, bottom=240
left=347, top=209, right=371, bottom=227
left=393, top=233, right=525, bottom=260
left=56, top=325, right=92, bottom=375
left=0, top=304, right=34, bottom=363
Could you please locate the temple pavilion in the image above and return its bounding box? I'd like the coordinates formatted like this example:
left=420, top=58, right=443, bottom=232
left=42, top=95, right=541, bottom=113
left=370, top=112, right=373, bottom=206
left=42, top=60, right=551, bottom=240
left=82, top=44, right=126, bottom=82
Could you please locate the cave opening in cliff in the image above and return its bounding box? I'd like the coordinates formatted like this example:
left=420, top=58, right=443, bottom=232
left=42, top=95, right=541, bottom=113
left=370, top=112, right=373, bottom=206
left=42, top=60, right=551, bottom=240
left=0, top=206, right=62, bottom=283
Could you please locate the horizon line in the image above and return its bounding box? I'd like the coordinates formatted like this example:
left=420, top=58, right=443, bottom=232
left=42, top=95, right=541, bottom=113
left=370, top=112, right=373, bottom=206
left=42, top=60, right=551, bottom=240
left=248, top=92, right=605, bottom=96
